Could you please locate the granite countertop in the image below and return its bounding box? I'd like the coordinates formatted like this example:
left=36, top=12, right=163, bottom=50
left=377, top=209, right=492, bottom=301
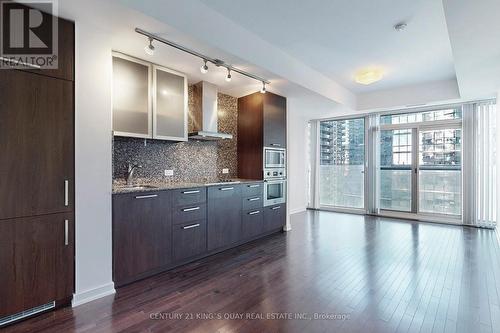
left=112, top=178, right=263, bottom=194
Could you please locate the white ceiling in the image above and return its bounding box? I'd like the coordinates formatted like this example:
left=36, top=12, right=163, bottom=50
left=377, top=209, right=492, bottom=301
left=56, top=0, right=499, bottom=115
left=443, top=0, right=500, bottom=100
left=198, top=0, right=456, bottom=94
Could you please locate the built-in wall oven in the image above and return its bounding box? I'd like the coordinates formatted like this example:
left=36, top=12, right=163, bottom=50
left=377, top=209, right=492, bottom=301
left=264, top=178, right=287, bottom=206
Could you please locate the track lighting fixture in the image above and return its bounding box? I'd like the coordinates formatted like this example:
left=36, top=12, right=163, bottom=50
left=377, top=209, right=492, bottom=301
left=144, top=38, right=155, bottom=56
left=200, top=60, right=209, bottom=74
left=135, top=28, right=270, bottom=92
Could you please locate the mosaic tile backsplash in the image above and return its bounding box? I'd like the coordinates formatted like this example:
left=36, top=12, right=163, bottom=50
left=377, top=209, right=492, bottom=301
left=113, top=86, right=238, bottom=183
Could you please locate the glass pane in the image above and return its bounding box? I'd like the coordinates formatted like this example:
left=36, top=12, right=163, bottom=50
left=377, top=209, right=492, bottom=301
left=267, top=184, right=283, bottom=200
left=156, top=69, right=185, bottom=138
left=319, top=118, right=365, bottom=209
left=381, top=108, right=462, bottom=125
left=265, top=150, right=284, bottom=166
left=380, top=129, right=412, bottom=211
left=418, top=128, right=461, bottom=215
left=112, top=56, right=149, bottom=135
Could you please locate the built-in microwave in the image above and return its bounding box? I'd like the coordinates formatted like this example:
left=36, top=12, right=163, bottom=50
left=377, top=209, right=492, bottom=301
left=264, top=179, right=286, bottom=206
left=264, top=147, right=286, bottom=169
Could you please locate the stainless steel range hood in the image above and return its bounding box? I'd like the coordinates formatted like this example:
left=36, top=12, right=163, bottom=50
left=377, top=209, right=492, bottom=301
left=188, top=81, right=233, bottom=141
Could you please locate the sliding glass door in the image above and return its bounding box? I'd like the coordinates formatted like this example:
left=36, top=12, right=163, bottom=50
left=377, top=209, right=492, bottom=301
left=319, top=118, right=365, bottom=210
left=379, top=108, right=462, bottom=220
left=418, top=127, right=461, bottom=216
left=380, top=129, right=414, bottom=212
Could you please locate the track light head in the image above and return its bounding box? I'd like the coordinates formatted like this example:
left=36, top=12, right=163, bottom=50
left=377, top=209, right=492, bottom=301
left=225, top=69, right=232, bottom=82
left=144, top=38, right=155, bottom=56
left=260, top=82, right=266, bottom=94
left=200, top=60, right=209, bottom=74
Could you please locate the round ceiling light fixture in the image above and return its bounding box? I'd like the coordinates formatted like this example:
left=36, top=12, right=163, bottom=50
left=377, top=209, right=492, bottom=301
left=394, top=22, right=407, bottom=32
left=354, top=68, right=384, bottom=85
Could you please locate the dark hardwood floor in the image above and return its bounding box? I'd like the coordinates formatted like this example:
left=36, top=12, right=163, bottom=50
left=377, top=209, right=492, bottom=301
left=4, top=211, right=500, bottom=333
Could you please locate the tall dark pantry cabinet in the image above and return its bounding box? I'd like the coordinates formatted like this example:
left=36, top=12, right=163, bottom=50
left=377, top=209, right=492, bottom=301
left=0, top=15, right=75, bottom=326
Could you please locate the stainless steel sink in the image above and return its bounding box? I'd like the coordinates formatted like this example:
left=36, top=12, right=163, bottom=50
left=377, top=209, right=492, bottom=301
left=118, top=184, right=158, bottom=190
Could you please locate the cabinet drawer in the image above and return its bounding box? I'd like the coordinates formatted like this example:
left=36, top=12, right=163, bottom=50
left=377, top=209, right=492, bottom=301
left=208, top=184, right=242, bottom=199
left=172, top=220, right=207, bottom=261
left=242, top=209, right=264, bottom=239
left=172, top=187, right=206, bottom=206
left=173, top=203, right=206, bottom=225
left=242, top=194, right=263, bottom=211
left=263, top=204, right=285, bottom=232
left=242, top=182, right=263, bottom=197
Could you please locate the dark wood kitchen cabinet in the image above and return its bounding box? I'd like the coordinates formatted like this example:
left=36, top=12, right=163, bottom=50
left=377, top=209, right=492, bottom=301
left=172, top=220, right=207, bottom=261
left=0, top=213, right=74, bottom=318
left=111, top=181, right=279, bottom=288
left=207, top=185, right=243, bottom=251
left=19, top=18, right=75, bottom=81
left=263, top=204, right=286, bottom=232
left=0, top=13, right=75, bottom=324
left=113, top=191, right=173, bottom=286
left=241, top=209, right=264, bottom=239
left=263, top=93, right=287, bottom=148
left=237, top=92, right=286, bottom=179
left=0, top=70, right=74, bottom=220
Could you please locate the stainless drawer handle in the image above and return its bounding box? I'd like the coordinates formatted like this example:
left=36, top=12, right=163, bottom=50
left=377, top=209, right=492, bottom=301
left=135, top=194, right=158, bottom=199
left=272, top=206, right=281, bottom=210
left=248, top=210, right=260, bottom=215
left=270, top=143, right=281, bottom=147
left=182, top=206, right=200, bottom=212
left=248, top=197, right=260, bottom=201
left=182, top=190, right=200, bottom=194
left=64, top=219, right=69, bottom=246
left=220, top=187, right=234, bottom=191
left=248, top=184, right=260, bottom=188
left=182, top=223, right=200, bottom=230
left=64, top=180, right=69, bottom=206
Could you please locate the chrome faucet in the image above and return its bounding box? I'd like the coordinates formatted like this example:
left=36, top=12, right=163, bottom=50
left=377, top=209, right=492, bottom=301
left=126, top=163, right=142, bottom=185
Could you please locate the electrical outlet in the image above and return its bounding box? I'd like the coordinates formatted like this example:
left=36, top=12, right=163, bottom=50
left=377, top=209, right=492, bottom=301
left=222, top=168, right=229, bottom=174
left=164, top=169, right=174, bottom=176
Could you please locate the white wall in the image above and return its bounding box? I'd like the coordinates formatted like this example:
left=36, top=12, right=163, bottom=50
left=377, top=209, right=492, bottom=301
left=72, top=22, right=115, bottom=306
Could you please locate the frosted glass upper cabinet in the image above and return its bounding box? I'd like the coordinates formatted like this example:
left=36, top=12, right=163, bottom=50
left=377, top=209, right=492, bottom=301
left=112, top=53, right=152, bottom=138
left=153, top=65, right=188, bottom=141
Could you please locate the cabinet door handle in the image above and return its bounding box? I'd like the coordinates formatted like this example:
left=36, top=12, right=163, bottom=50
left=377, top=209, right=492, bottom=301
left=64, top=180, right=69, bottom=206
left=220, top=187, right=234, bottom=191
left=182, top=223, right=200, bottom=230
left=248, top=197, right=260, bottom=201
left=135, top=194, right=158, bottom=199
left=64, top=219, right=69, bottom=246
left=272, top=206, right=281, bottom=210
left=248, top=184, right=260, bottom=188
left=182, top=206, right=200, bottom=212
left=270, top=143, right=281, bottom=147
left=182, top=190, right=200, bottom=194
left=248, top=210, right=260, bottom=215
